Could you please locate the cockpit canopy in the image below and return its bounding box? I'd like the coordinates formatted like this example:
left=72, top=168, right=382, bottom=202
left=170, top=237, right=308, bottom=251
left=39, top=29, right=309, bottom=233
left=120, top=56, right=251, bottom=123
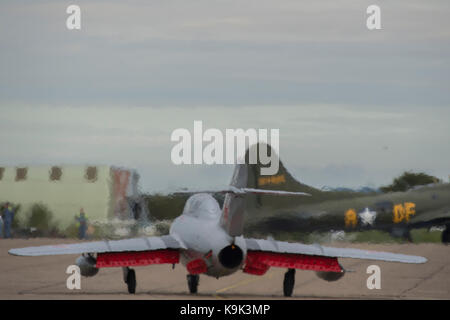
left=182, top=193, right=221, bottom=219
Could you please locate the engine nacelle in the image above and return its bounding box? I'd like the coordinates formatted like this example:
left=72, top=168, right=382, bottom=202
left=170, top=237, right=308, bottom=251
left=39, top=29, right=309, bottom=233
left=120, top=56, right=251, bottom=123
left=218, top=244, right=244, bottom=269
left=316, top=271, right=345, bottom=282
left=76, top=255, right=99, bottom=277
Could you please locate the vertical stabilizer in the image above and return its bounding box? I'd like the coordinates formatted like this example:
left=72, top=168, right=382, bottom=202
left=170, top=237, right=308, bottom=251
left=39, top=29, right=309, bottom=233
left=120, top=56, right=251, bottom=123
left=220, top=164, right=248, bottom=237
left=245, top=143, right=321, bottom=210
left=219, top=143, right=319, bottom=236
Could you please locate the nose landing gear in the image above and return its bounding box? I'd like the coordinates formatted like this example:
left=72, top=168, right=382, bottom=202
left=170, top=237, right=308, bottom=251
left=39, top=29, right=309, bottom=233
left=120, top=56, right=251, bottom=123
left=283, top=268, right=296, bottom=297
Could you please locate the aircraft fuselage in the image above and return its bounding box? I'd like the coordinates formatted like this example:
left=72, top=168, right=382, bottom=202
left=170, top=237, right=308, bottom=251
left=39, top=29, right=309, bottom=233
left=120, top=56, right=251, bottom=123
left=246, top=183, right=450, bottom=236
left=170, top=193, right=247, bottom=278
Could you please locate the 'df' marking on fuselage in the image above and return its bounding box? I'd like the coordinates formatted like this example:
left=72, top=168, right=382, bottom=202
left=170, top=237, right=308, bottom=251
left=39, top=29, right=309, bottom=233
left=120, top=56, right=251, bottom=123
left=393, top=202, right=416, bottom=223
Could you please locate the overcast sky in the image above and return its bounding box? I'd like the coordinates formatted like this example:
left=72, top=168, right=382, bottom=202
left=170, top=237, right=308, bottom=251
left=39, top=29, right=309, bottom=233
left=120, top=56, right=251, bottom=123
left=0, top=1, right=449, bottom=192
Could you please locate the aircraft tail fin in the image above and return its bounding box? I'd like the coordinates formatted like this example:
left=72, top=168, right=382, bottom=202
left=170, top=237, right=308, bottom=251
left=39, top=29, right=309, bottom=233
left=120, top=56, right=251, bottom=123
left=245, top=143, right=321, bottom=210
left=219, top=143, right=313, bottom=237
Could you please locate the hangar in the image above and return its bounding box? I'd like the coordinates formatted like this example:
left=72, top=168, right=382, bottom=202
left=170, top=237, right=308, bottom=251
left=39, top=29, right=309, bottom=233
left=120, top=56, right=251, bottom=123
left=0, top=165, right=144, bottom=229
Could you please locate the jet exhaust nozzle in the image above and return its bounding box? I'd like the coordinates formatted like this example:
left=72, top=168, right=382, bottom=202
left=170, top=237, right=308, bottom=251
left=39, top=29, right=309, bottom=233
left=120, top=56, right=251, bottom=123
left=218, top=244, right=244, bottom=269
left=76, top=255, right=99, bottom=277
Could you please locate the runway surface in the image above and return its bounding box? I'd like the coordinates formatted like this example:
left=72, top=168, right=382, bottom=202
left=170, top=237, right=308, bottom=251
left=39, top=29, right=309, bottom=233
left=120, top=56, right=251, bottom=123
left=1, top=238, right=449, bottom=299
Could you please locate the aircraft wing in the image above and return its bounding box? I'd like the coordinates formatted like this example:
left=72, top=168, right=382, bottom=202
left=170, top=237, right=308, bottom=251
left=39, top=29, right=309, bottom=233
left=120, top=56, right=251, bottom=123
left=8, top=235, right=186, bottom=257
left=243, top=237, right=426, bottom=275
left=174, top=187, right=311, bottom=197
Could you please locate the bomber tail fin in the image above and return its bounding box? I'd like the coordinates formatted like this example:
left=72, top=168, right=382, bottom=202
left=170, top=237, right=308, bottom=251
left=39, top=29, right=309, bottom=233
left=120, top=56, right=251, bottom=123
left=245, top=143, right=321, bottom=211
left=219, top=144, right=312, bottom=237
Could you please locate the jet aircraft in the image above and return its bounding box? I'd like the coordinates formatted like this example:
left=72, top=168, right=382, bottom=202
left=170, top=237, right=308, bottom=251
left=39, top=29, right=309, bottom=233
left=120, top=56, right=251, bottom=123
left=9, top=157, right=427, bottom=296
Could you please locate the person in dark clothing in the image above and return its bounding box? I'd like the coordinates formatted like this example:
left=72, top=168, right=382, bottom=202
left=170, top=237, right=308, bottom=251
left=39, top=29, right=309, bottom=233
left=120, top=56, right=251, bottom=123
left=75, top=208, right=88, bottom=240
left=3, top=202, right=14, bottom=238
left=0, top=211, right=3, bottom=238
left=132, top=202, right=142, bottom=220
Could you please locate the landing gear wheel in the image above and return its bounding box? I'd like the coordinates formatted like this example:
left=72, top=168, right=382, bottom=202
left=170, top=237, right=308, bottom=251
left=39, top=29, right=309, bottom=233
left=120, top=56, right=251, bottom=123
left=283, top=269, right=295, bottom=297
left=391, top=227, right=412, bottom=242
left=187, top=274, right=199, bottom=294
left=442, top=225, right=450, bottom=244
left=405, top=229, right=413, bottom=243
left=126, top=269, right=136, bottom=294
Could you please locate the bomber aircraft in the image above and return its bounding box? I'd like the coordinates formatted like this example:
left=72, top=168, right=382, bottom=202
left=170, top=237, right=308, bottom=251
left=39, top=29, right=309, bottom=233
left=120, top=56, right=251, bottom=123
left=9, top=155, right=427, bottom=296
left=244, top=145, right=450, bottom=243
